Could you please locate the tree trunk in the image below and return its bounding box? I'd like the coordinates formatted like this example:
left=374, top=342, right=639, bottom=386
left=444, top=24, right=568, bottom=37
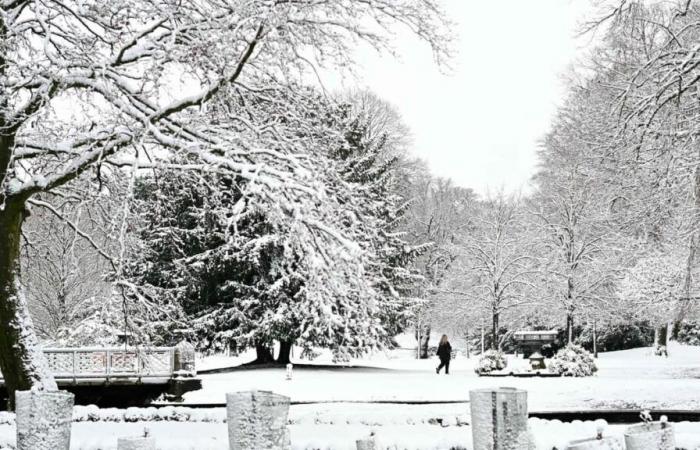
left=415, top=322, right=421, bottom=359
left=566, top=312, right=574, bottom=344
left=253, top=341, right=274, bottom=364
left=0, top=201, right=57, bottom=409
left=480, top=325, right=485, bottom=354
left=492, top=310, right=499, bottom=351
left=592, top=320, right=598, bottom=358
left=465, top=327, right=470, bottom=359
left=653, top=327, right=660, bottom=348
left=276, top=340, right=293, bottom=364
left=679, top=164, right=700, bottom=321
left=419, top=323, right=430, bottom=359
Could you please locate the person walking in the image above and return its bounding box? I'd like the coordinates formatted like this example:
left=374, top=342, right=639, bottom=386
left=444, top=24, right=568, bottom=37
left=436, top=334, right=452, bottom=374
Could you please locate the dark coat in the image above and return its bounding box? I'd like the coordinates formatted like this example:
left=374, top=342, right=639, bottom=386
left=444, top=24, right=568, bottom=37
left=437, top=342, right=452, bottom=361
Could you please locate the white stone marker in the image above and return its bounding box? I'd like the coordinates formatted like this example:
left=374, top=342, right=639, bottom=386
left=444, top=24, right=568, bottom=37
left=470, top=387, right=529, bottom=450
left=226, top=390, right=291, bottom=450
left=286, top=363, right=293, bottom=380
left=624, top=417, right=675, bottom=450
left=15, top=390, right=74, bottom=450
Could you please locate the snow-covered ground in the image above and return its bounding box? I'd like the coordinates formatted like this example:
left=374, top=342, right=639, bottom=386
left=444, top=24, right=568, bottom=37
left=1, top=342, right=700, bottom=449
left=2, top=416, right=700, bottom=449
left=188, top=341, right=700, bottom=410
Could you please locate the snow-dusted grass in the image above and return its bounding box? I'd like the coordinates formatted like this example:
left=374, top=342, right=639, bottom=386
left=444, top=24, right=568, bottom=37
left=189, top=342, right=700, bottom=410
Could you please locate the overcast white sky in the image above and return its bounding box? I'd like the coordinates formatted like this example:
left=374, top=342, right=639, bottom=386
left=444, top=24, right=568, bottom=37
left=338, top=1, right=599, bottom=196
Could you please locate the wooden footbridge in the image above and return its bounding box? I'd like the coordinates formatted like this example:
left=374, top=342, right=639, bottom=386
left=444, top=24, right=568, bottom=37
left=0, top=343, right=201, bottom=407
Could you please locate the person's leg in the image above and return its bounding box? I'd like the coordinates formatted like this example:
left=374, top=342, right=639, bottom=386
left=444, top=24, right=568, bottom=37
left=445, top=360, right=450, bottom=374
left=436, top=360, right=445, bottom=373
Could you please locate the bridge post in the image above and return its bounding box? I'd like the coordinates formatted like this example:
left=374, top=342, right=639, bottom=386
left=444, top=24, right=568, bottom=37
left=15, top=390, right=74, bottom=450
left=226, top=390, right=291, bottom=450
left=166, top=340, right=201, bottom=401
left=173, top=340, right=196, bottom=376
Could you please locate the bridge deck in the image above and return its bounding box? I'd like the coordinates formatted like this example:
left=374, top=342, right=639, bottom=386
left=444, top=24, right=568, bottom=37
left=0, top=347, right=178, bottom=386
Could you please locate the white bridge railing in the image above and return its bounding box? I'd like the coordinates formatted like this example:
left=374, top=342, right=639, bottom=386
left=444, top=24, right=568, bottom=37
left=0, top=347, right=176, bottom=382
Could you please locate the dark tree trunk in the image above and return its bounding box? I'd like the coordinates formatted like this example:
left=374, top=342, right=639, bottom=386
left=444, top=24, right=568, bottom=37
left=566, top=313, right=575, bottom=344
left=492, top=310, right=499, bottom=351
left=465, top=327, right=470, bottom=359
left=419, top=323, right=431, bottom=359
left=253, top=342, right=274, bottom=364
left=592, top=320, right=598, bottom=358
left=276, top=340, right=293, bottom=364
left=0, top=201, right=57, bottom=409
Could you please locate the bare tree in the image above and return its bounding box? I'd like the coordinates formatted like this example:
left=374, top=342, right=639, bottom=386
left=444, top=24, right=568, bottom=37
left=404, top=174, right=475, bottom=357
left=444, top=192, right=536, bottom=351
left=21, top=200, right=113, bottom=342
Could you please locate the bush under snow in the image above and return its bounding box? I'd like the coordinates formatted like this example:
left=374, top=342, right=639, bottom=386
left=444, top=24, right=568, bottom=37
left=549, top=344, right=597, bottom=377
left=475, top=350, right=507, bottom=374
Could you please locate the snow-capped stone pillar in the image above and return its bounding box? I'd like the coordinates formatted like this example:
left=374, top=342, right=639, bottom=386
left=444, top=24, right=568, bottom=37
left=15, top=390, right=74, bottom=450
left=469, top=387, right=529, bottom=450
left=624, top=418, right=674, bottom=450
left=226, top=390, right=290, bottom=450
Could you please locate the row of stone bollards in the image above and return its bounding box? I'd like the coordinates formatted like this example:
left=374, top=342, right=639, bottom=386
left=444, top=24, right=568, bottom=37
left=13, top=389, right=293, bottom=450
left=12, top=387, right=676, bottom=450
left=467, top=387, right=675, bottom=450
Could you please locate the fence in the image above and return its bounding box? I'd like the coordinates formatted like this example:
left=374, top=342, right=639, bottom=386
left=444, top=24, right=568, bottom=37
left=0, top=347, right=175, bottom=383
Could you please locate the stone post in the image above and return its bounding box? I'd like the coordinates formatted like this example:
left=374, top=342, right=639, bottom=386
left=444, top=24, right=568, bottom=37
left=167, top=340, right=201, bottom=401
left=624, top=418, right=674, bottom=450
left=226, top=390, right=290, bottom=450
left=16, top=390, right=74, bottom=450
left=469, top=387, right=529, bottom=450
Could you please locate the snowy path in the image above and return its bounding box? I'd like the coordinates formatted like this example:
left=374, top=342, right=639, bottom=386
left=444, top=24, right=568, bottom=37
left=186, top=343, right=700, bottom=410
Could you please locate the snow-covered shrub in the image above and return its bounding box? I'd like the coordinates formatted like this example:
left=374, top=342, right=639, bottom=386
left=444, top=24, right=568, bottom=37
left=677, top=321, right=700, bottom=346
left=549, top=344, right=597, bottom=377
left=576, top=322, right=654, bottom=352
left=475, top=350, right=507, bottom=374
left=70, top=406, right=226, bottom=423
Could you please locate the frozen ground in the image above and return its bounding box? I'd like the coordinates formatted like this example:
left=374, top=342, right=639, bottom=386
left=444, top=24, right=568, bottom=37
left=188, top=341, right=700, bottom=410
